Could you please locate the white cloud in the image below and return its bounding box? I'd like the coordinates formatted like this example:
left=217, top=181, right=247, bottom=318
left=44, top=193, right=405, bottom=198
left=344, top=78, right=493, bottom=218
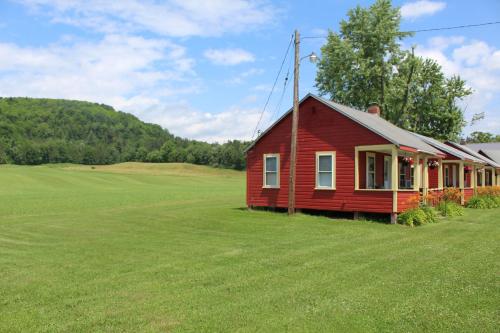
left=225, top=68, right=264, bottom=84
left=252, top=84, right=272, bottom=92
left=137, top=101, right=270, bottom=142
left=15, top=0, right=277, bottom=37
left=415, top=36, right=500, bottom=134
left=400, top=1, right=446, bottom=20
left=0, top=34, right=198, bottom=111
left=204, top=48, right=255, bottom=66
left=428, top=36, right=465, bottom=50
left=0, top=34, right=269, bottom=142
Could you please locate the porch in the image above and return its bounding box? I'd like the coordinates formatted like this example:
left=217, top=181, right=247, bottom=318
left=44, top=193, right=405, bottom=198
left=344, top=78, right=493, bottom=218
left=354, top=144, right=440, bottom=221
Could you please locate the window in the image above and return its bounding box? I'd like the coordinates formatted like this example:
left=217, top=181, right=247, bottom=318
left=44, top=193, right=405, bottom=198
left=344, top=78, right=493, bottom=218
left=486, top=170, right=492, bottom=186
left=399, top=162, right=413, bottom=189
left=316, top=152, right=336, bottom=189
left=366, top=153, right=376, bottom=189
left=263, top=154, right=279, bottom=188
left=383, top=156, right=391, bottom=189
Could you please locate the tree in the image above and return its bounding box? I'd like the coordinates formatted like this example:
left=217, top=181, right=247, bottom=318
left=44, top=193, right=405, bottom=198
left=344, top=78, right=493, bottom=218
left=465, top=131, right=500, bottom=143
left=0, top=97, right=250, bottom=169
left=315, top=0, right=471, bottom=140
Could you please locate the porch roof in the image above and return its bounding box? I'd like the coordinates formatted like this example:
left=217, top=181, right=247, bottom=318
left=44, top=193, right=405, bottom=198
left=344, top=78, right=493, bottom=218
left=412, top=133, right=485, bottom=163
left=480, top=149, right=500, bottom=166
left=445, top=141, right=500, bottom=168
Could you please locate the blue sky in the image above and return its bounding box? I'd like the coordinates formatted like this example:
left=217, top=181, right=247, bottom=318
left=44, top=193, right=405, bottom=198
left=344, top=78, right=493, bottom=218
left=0, top=0, right=499, bottom=142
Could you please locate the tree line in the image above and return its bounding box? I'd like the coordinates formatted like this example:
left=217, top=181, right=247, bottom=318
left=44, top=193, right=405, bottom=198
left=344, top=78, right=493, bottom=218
left=0, top=97, right=248, bottom=170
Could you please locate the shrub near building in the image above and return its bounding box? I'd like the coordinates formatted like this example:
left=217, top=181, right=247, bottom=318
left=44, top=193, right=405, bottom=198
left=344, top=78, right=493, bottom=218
left=467, top=186, right=500, bottom=209
left=398, top=188, right=467, bottom=227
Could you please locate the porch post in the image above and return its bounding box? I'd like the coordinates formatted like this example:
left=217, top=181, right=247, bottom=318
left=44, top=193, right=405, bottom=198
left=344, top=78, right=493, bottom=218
left=471, top=164, right=476, bottom=195
left=391, top=146, right=398, bottom=224
left=459, top=161, right=465, bottom=205
left=413, top=153, right=420, bottom=192
left=438, top=158, right=443, bottom=189
left=423, top=157, right=429, bottom=201
left=354, top=147, right=359, bottom=190
left=481, top=167, right=486, bottom=187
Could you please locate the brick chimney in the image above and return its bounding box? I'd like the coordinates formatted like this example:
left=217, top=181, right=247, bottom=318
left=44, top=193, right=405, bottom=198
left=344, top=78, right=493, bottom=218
left=367, top=102, right=381, bottom=116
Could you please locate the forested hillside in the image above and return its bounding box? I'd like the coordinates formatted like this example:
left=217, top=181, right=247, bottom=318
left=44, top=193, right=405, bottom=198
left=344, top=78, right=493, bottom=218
left=0, top=97, right=247, bottom=169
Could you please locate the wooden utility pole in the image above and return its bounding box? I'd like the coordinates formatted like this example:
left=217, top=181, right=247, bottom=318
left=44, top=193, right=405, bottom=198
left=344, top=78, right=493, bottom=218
left=288, top=30, right=300, bottom=215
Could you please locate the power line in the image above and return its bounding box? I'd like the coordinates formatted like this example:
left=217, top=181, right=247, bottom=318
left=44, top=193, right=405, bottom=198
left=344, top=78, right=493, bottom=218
left=408, top=21, right=500, bottom=33
left=301, top=21, right=500, bottom=39
left=251, top=34, right=294, bottom=140
left=268, top=48, right=293, bottom=126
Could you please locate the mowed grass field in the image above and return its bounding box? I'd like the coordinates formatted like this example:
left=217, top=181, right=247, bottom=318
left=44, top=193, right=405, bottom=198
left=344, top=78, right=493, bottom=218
left=0, top=163, right=499, bottom=332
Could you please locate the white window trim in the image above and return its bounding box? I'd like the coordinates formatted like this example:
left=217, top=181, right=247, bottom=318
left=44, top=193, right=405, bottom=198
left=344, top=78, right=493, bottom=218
left=366, top=152, right=376, bottom=189
left=315, top=151, right=336, bottom=190
left=263, top=153, right=280, bottom=188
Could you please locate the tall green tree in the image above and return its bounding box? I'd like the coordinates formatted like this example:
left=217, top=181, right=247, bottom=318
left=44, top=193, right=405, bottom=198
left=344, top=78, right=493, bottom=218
left=465, top=131, right=500, bottom=143
left=315, top=0, right=471, bottom=140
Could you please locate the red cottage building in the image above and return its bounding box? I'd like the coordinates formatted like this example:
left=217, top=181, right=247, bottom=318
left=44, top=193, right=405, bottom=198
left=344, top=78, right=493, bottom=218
left=245, top=94, right=448, bottom=223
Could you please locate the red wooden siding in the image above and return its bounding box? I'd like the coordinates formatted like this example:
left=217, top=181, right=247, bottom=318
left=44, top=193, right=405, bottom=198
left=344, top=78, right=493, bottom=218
left=397, top=191, right=419, bottom=212
left=247, top=97, right=394, bottom=213
left=463, top=188, right=474, bottom=202
left=428, top=163, right=439, bottom=188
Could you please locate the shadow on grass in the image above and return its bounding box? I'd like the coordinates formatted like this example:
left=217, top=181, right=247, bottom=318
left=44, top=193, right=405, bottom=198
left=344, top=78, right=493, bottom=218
left=234, top=207, right=391, bottom=224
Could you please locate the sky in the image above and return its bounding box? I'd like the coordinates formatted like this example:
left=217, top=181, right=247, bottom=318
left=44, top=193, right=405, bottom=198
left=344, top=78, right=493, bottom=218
left=0, top=0, right=499, bottom=142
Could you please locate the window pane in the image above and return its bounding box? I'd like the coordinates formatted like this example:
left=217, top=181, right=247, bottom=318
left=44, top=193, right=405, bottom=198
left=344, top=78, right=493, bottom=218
left=368, top=156, right=375, bottom=172
left=318, top=155, right=332, bottom=172
left=368, top=173, right=375, bottom=188
left=266, top=157, right=277, bottom=172
left=266, top=172, right=277, bottom=186
left=318, top=172, right=332, bottom=187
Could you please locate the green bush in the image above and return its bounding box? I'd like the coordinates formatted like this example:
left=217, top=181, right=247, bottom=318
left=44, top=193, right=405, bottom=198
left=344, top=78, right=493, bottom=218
left=398, top=207, right=437, bottom=227
left=467, top=195, right=500, bottom=209
left=421, top=206, right=438, bottom=223
left=436, top=201, right=464, bottom=217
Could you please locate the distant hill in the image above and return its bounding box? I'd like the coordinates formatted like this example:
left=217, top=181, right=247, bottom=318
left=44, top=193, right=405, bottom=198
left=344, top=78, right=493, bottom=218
left=0, top=97, right=247, bottom=169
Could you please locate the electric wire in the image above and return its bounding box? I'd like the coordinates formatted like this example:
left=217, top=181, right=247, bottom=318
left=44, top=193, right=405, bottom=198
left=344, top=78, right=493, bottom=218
left=301, top=21, right=500, bottom=39
left=268, top=49, right=293, bottom=127
left=250, top=34, right=293, bottom=140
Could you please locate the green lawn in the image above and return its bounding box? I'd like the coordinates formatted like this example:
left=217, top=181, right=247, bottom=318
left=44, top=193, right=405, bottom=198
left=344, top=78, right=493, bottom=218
left=1, top=163, right=499, bottom=332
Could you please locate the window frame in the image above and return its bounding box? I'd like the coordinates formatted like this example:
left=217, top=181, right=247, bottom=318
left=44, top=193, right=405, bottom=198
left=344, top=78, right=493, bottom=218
left=366, top=152, right=376, bottom=189
left=263, top=153, right=280, bottom=188
left=315, top=151, right=336, bottom=190
left=398, top=162, right=413, bottom=189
